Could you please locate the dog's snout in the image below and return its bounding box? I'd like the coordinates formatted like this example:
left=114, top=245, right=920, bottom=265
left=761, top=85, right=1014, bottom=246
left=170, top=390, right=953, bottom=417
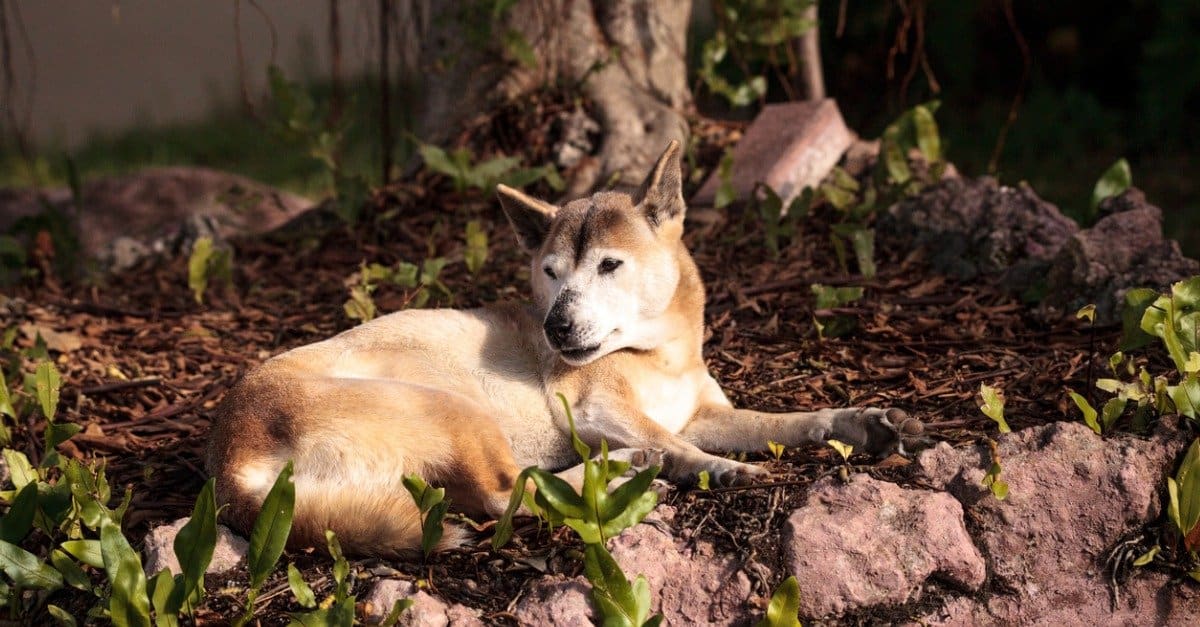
left=544, top=317, right=574, bottom=347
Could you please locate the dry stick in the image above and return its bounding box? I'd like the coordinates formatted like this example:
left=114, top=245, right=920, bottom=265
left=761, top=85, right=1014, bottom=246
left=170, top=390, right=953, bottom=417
left=327, top=0, right=344, bottom=128
left=988, top=0, right=1031, bottom=174
left=79, top=378, right=162, bottom=396
left=0, top=0, right=33, bottom=164
left=378, top=0, right=394, bottom=184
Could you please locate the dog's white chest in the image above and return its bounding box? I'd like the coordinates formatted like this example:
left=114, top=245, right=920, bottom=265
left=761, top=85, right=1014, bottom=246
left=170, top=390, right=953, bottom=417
left=631, top=369, right=703, bottom=434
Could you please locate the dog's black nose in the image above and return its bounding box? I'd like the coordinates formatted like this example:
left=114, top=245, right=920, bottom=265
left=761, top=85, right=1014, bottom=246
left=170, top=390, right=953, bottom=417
left=544, top=318, right=574, bottom=347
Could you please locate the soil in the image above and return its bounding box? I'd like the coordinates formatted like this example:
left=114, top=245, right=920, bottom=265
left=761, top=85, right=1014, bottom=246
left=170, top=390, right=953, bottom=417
left=0, top=109, right=1185, bottom=624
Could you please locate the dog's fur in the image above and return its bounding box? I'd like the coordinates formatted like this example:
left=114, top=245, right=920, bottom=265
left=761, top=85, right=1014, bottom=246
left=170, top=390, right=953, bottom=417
left=206, top=142, right=919, bottom=554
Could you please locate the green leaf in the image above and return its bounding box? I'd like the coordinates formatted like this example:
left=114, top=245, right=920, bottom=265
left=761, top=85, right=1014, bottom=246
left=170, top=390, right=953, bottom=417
left=379, top=598, right=415, bottom=627
left=990, top=478, right=1010, bottom=500
left=697, top=470, right=710, bottom=490
left=757, top=575, right=802, bottom=627
left=583, top=543, right=638, bottom=626
left=1100, top=397, right=1127, bottom=432
left=912, top=105, right=942, bottom=164
left=529, top=470, right=588, bottom=520
left=1076, top=304, right=1096, bottom=324
left=61, top=539, right=104, bottom=568
left=810, top=284, right=864, bottom=310
left=600, top=468, right=660, bottom=539
left=188, top=237, right=215, bottom=304
left=47, top=605, right=78, bottom=627
left=287, top=563, right=317, bottom=608
left=149, top=570, right=180, bottom=627
left=50, top=549, right=92, bottom=592
left=45, top=422, right=83, bottom=460
left=1090, top=158, right=1132, bottom=211
left=3, top=449, right=37, bottom=490
left=1069, top=392, right=1100, bottom=435
left=848, top=228, right=876, bottom=279
left=36, top=360, right=62, bottom=420
left=881, top=130, right=911, bottom=184
left=1132, top=545, right=1160, bottom=567
left=0, top=482, right=38, bottom=544
left=1169, top=375, right=1200, bottom=419
left=714, top=150, right=737, bottom=209
left=826, top=439, right=854, bottom=462
left=1171, top=438, right=1200, bottom=551
left=464, top=220, right=489, bottom=276
left=247, top=461, right=295, bottom=590
left=101, top=521, right=153, bottom=627
left=0, top=369, right=15, bottom=420
left=767, top=441, right=785, bottom=460
left=0, top=538, right=63, bottom=590
left=168, top=479, right=218, bottom=614
left=979, top=384, right=1011, bottom=433
left=421, top=501, right=450, bottom=556
left=492, top=466, right=537, bottom=550
left=1120, top=288, right=1158, bottom=351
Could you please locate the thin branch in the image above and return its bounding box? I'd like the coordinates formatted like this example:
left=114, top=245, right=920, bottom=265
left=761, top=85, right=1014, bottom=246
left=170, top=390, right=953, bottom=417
left=378, top=0, right=394, bottom=183
left=988, top=0, right=1030, bottom=174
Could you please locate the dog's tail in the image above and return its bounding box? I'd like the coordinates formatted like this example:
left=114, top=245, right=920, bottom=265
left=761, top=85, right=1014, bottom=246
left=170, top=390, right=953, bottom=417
left=214, top=463, right=468, bottom=557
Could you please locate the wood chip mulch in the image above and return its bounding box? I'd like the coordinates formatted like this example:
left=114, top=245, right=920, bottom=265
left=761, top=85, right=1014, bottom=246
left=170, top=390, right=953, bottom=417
left=1, top=113, right=1140, bottom=623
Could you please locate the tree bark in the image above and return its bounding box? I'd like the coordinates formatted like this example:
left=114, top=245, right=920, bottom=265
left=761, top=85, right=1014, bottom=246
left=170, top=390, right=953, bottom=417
left=399, top=0, right=693, bottom=197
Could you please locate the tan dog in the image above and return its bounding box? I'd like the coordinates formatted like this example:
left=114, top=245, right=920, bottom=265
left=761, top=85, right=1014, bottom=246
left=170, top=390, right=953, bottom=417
left=206, top=142, right=920, bottom=554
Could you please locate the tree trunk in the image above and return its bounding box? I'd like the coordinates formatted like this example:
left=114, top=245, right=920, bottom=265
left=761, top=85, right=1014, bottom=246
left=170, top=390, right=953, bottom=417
left=399, top=0, right=693, bottom=197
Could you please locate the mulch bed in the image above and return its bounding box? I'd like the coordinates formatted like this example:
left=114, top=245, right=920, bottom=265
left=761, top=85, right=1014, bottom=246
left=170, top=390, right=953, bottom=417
left=1, top=109, right=1138, bottom=623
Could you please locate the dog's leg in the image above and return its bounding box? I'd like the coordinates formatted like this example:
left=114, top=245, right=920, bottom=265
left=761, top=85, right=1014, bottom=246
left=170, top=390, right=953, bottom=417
left=681, top=405, right=923, bottom=456
left=569, top=397, right=769, bottom=487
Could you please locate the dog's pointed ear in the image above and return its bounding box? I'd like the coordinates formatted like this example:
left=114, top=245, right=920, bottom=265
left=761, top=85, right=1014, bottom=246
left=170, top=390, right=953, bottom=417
left=497, top=184, right=558, bottom=251
left=633, top=140, right=685, bottom=228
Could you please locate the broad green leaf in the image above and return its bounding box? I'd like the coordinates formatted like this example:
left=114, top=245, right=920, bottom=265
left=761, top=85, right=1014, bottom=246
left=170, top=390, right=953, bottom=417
left=810, top=284, right=864, bottom=310
left=379, top=598, right=415, bottom=627
left=35, top=361, right=62, bottom=420
left=1068, top=392, right=1100, bottom=435
left=881, top=130, right=911, bottom=184
left=287, top=563, right=317, bottom=608
left=1169, top=375, right=1200, bottom=419
left=464, top=220, right=489, bottom=275
left=0, top=369, right=15, bottom=419
left=1075, top=304, right=1096, bottom=324
left=45, top=422, right=83, bottom=460
left=148, top=570, right=180, bottom=627
left=3, top=449, right=37, bottom=490
left=528, top=470, right=588, bottom=520
left=1100, top=398, right=1128, bottom=432
left=247, top=461, right=295, bottom=589
left=51, top=549, right=92, bottom=592
left=1120, top=288, right=1158, bottom=351
left=714, top=150, right=737, bottom=209
left=600, top=473, right=660, bottom=539
left=61, top=539, right=104, bottom=568
left=756, top=575, right=802, bottom=627
left=188, top=237, right=215, bottom=304
left=47, top=604, right=77, bottom=626
left=979, top=384, right=1011, bottom=433
left=990, top=478, right=1010, bottom=500
left=697, top=470, right=710, bottom=490
left=492, top=466, right=537, bottom=549
left=0, top=482, right=38, bottom=543
left=848, top=228, right=876, bottom=279
left=1173, top=276, right=1200, bottom=310
left=102, top=521, right=152, bottom=627
left=827, top=439, right=854, bottom=462
left=418, top=144, right=459, bottom=180
left=0, top=538, right=63, bottom=590
left=1172, top=438, right=1200, bottom=551
left=912, top=105, right=941, bottom=164
left=1132, top=546, right=1159, bottom=567
left=583, top=543, right=638, bottom=626
left=169, top=479, right=218, bottom=614
left=767, top=441, right=785, bottom=460
left=421, top=501, right=450, bottom=556
left=1090, top=158, right=1132, bottom=211
left=343, top=284, right=377, bottom=322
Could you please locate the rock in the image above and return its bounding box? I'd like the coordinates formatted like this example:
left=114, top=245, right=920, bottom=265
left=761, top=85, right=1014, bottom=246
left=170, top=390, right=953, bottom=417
left=692, top=99, right=854, bottom=208
left=514, top=506, right=754, bottom=625
left=141, top=517, right=248, bottom=577
left=362, top=580, right=484, bottom=626
left=882, top=176, right=1078, bottom=287
left=914, top=419, right=1196, bottom=625
left=785, top=474, right=985, bottom=619
left=0, top=167, right=313, bottom=272
left=1042, top=189, right=1200, bottom=321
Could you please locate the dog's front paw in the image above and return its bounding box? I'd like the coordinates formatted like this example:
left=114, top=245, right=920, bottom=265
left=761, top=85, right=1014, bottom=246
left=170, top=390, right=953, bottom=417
left=830, top=407, right=923, bottom=456
left=705, top=458, right=770, bottom=488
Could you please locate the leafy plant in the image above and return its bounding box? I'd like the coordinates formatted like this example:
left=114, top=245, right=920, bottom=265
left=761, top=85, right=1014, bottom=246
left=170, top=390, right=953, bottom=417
left=810, top=284, right=863, bottom=339
left=979, top=384, right=1011, bottom=434
left=343, top=257, right=450, bottom=322
left=827, top=439, right=853, bottom=482
left=754, top=184, right=807, bottom=259
left=494, top=393, right=663, bottom=626
left=981, top=439, right=1009, bottom=501
left=464, top=220, right=489, bottom=276
left=187, top=237, right=233, bottom=305
left=402, top=474, right=451, bottom=557
left=418, top=143, right=563, bottom=193
left=756, top=575, right=802, bottom=627
left=697, top=0, right=816, bottom=107
left=1089, top=158, right=1132, bottom=216
left=766, top=440, right=785, bottom=460
left=288, top=531, right=355, bottom=626
left=236, top=461, right=295, bottom=626
left=714, top=149, right=737, bottom=209
left=1168, top=438, right=1200, bottom=555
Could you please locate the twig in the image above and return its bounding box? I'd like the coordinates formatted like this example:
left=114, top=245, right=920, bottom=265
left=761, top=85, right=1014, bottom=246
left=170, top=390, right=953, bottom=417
left=79, top=378, right=162, bottom=395
left=988, top=0, right=1031, bottom=174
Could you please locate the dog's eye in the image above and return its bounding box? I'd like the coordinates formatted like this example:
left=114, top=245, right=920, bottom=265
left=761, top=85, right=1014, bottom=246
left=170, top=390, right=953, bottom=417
left=543, top=266, right=557, bottom=280
left=598, top=258, right=623, bottom=274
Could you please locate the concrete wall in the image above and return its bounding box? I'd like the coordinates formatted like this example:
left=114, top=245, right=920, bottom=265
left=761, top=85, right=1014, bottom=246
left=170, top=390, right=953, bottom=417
left=4, top=0, right=380, bottom=148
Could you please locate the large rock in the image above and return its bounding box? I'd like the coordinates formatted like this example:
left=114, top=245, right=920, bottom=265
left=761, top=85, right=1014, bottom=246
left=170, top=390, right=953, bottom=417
left=141, top=517, right=248, bottom=577
left=915, top=419, right=1197, bottom=625
left=882, top=176, right=1078, bottom=287
left=513, top=506, right=754, bottom=625
left=362, top=580, right=484, bottom=627
left=1043, top=189, right=1200, bottom=321
left=0, top=167, right=312, bottom=272
left=785, top=474, right=985, bottom=619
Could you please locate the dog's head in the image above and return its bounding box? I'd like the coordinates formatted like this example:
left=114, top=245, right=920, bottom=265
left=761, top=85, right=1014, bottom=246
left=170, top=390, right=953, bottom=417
left=497, top=141, right=688, bottom=366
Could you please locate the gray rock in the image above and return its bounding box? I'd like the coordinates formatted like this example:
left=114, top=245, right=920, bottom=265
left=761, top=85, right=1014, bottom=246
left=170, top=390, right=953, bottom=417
left=512, top=576, right=593, bottom=627
left=1042, top=188, right=1200, bottom=321
left=362, top=579, right=484, bottom=626
left=141, top=517, right=248, bottom=577
left=915, top=419, right=1196, bottom=625
left=785, top=474, right=985, bottom=619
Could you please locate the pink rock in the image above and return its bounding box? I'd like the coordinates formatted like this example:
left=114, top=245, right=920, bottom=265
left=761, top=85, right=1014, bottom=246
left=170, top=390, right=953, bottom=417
left=141, top=517, right=247, bottom=577
left=692, top=99, right=853, bottom=207
left=363, top=579, right=484, bottom=627
left=785, top=474, right=985, bottom=619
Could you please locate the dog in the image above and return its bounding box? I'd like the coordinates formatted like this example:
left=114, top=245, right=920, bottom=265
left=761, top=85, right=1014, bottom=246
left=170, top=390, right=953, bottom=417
left=206, top=141, right=921, bottom=554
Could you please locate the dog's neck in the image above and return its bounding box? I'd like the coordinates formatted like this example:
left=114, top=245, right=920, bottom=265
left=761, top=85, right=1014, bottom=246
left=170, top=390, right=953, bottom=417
left=620, top=241, right=707, bottom=367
